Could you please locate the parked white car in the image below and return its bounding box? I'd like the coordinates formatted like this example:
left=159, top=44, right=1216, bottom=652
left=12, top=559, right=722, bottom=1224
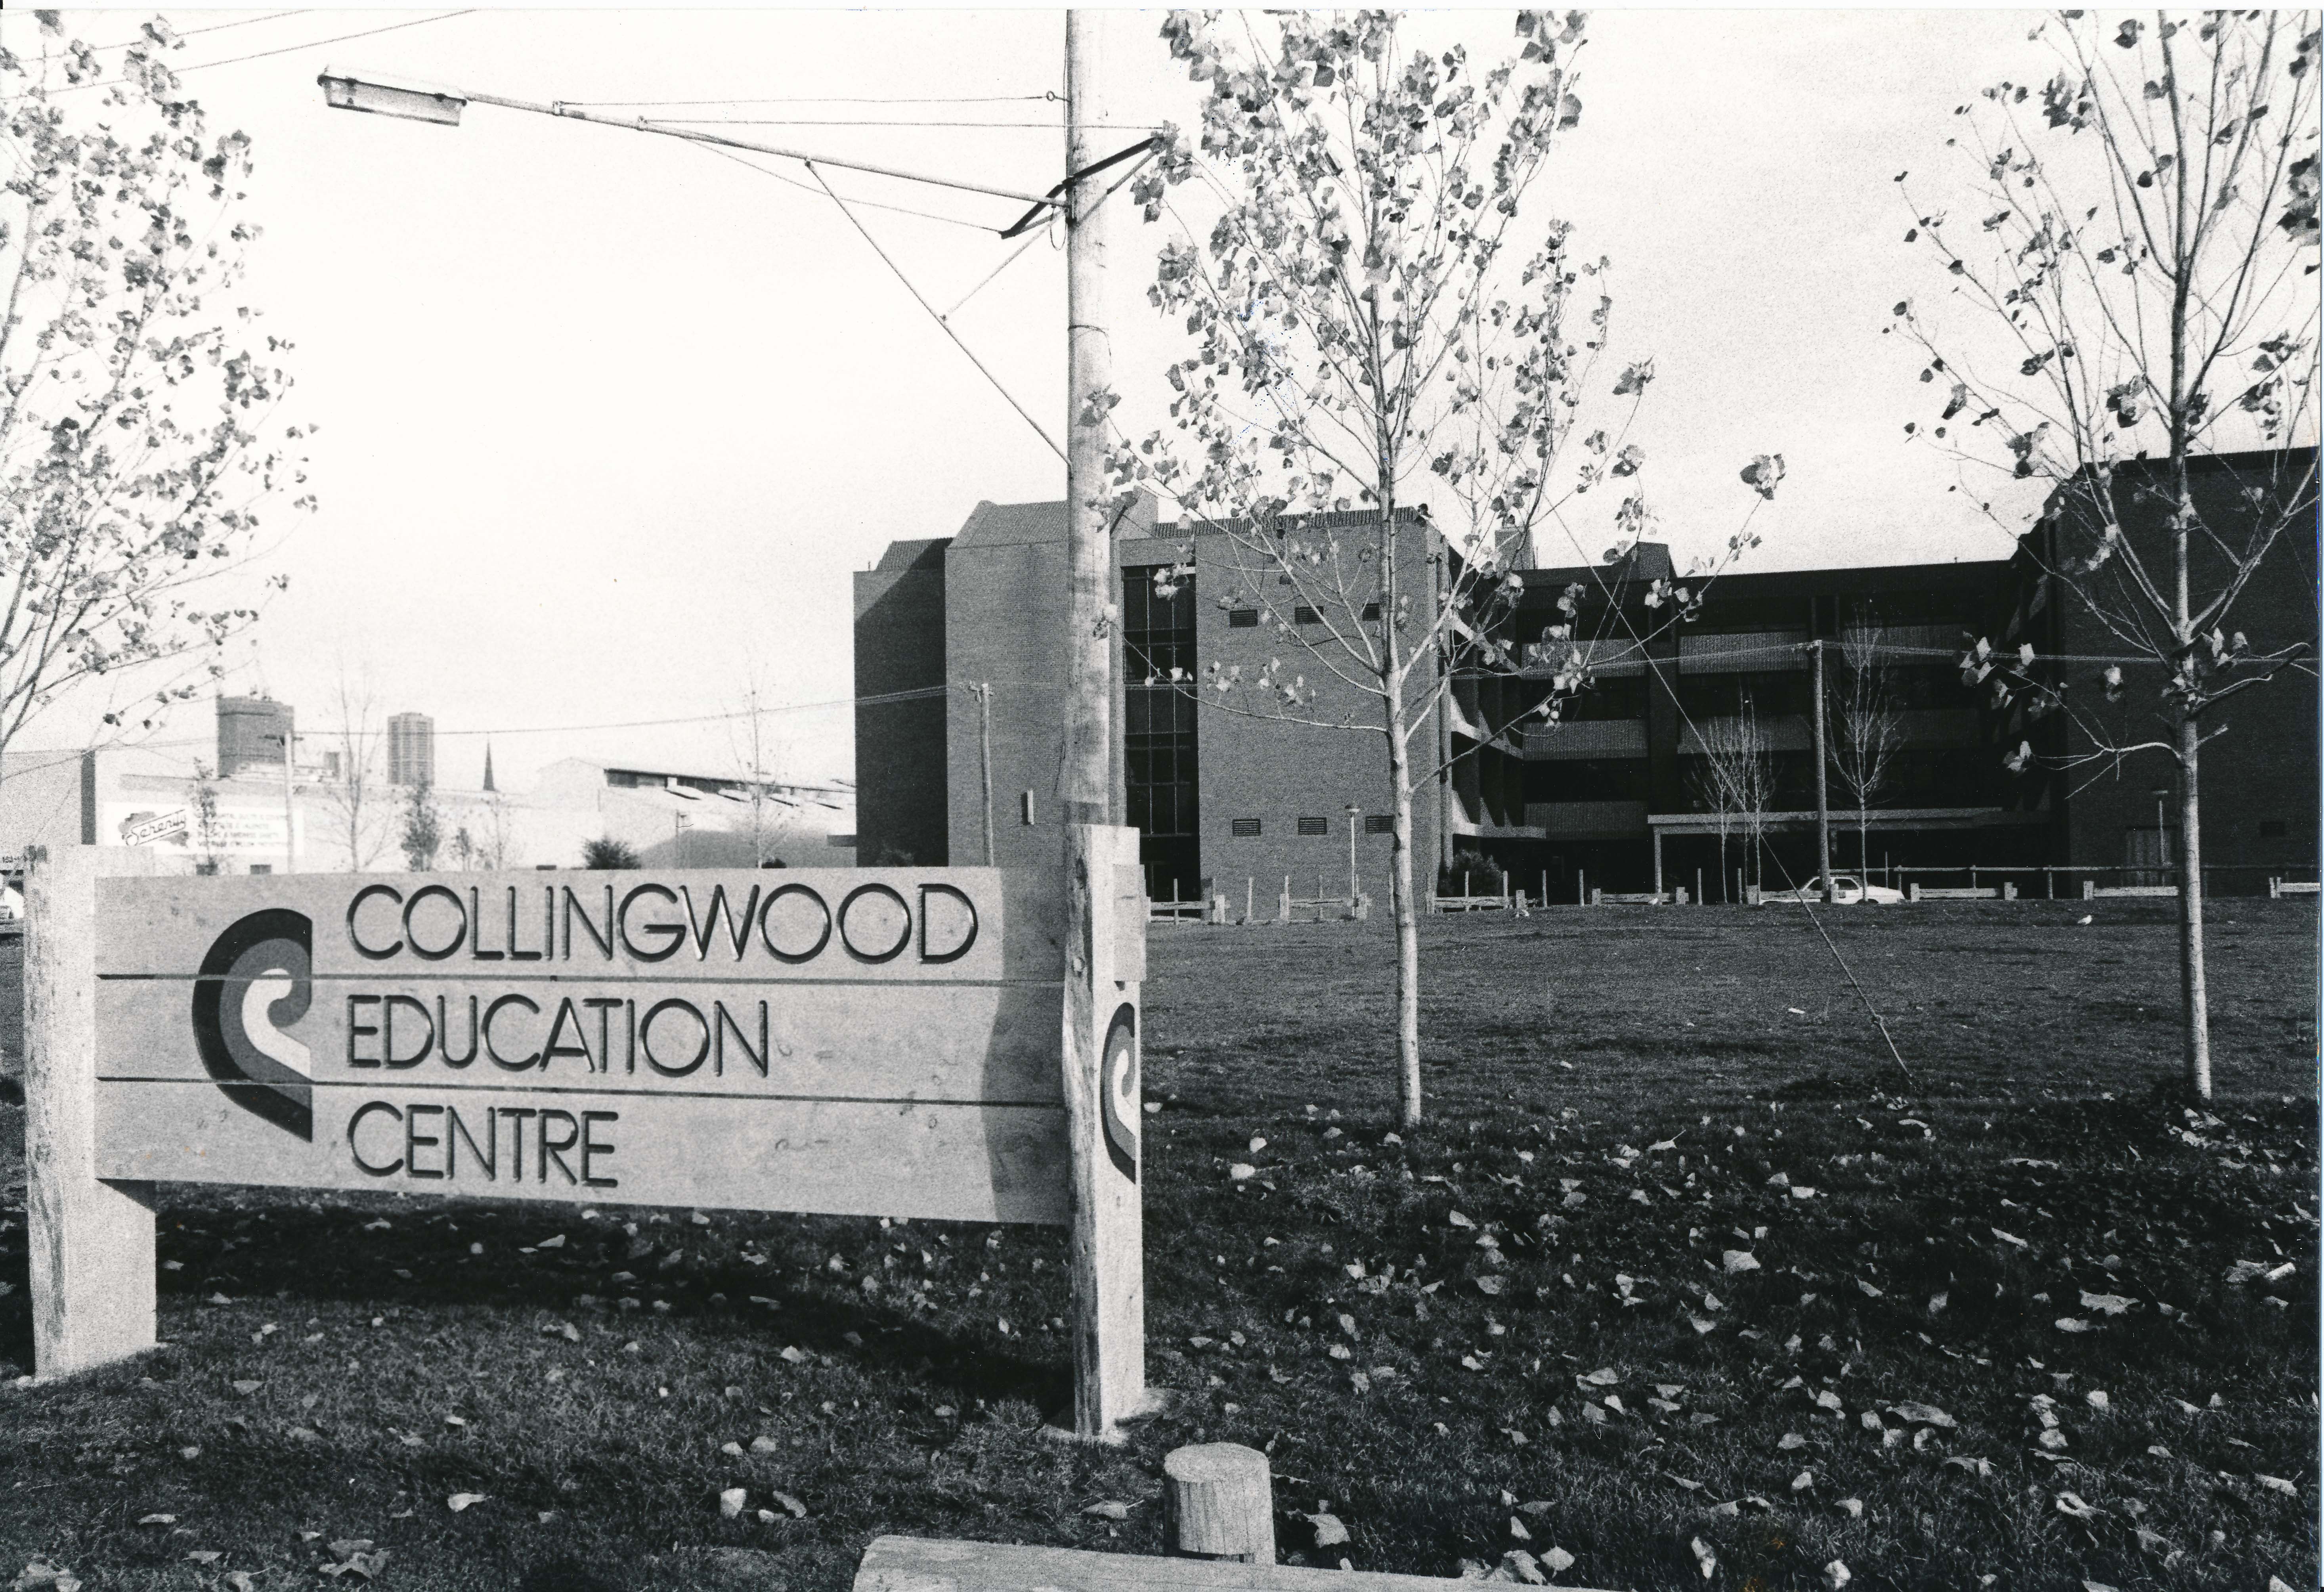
left=1760, top=874, right=1904, bottom=905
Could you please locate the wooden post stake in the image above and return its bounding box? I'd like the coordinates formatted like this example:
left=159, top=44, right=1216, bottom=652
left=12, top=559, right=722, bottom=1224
left=1165, top=1443, right=1275, bottom=1564
left=1809, top=640, right=1831, bottom=901
left=26, top=844, right=160, bottom=1380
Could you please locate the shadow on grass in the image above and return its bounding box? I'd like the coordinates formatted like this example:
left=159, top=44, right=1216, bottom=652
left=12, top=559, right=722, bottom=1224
left=0, top=1186, right=1071, bottom=1414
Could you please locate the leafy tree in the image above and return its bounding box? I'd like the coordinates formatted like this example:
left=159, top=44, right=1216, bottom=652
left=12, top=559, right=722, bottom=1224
left=581, top=836, right=640, bottom=870
left=398, top=779, right=440, bottom=872
left=1831, top=607, right=1904, bottom=874
left=0, top=14, right=309, bottom=765
left=1894, top=10, right=2319, bottom=1098
left=1109, top=10, right=1777, bottom=1124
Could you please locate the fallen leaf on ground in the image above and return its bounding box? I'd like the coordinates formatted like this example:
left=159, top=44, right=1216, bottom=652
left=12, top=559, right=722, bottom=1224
left=447, top=1493, right=487, bottom=1513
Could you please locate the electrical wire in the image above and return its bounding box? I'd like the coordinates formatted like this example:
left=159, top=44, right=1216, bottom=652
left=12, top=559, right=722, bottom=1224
left=803, top=159, right=1066, bottom=461
left=1537, top=518, right=1917, bottom=1087
left=646, top=118, right=1074, bottom=131
left=692, top=142, right=997, bottom=232
left=566, top=94, right=1057, bottom=108
left=75, top=12, right=313, bottom=54
left=43, top=10, right=478, bottom=93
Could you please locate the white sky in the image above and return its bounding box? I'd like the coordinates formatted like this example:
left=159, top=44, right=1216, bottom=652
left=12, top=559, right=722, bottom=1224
left=20, top=5, right=2067, bottom=790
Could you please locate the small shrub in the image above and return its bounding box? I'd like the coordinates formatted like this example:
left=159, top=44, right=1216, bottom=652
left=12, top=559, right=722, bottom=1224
left=581, top=838, right=642, bottom=870
left=1437, top=857, right=1506, bottom=897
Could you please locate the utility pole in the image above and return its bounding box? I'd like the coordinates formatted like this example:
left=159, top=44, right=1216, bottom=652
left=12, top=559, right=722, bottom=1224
left=1809, top=640, right=1831, bottom=901
left=272, top=730, right=297, bottom=875
left=1059, top=9, right=1142, bottom=1443
left=977, top=682, right=996, bottom=866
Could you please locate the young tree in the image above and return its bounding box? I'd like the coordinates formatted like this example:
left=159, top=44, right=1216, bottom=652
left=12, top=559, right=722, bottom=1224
left=478, top=789, right=518, bottom=871
left=0, top=15, right=309, bottom=765
left=185, top=760, right=223, bottom=876
left=1831, top=607, right=1904, bottom=873
left=398, top=779, right=441, bottom=872
left=726, top=679, right=795, bottom=867
left=321, top=670, right=390, bottom=870
left=1895, top=10, right=2319, bottom=1098
left=1110, top=10, right=1777, bottom=1124
left=1691, top=698, right=1775, bottom=896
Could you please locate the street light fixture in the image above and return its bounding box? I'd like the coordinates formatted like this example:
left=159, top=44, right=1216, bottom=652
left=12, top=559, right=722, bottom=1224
left=318, top=68, right=465, bottom=126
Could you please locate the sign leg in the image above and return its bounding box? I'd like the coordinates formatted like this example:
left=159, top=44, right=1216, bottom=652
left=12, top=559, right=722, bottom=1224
left=1061, top=825, right=1148, bottom=1439
left=26, top=844, right=158, bottom=1380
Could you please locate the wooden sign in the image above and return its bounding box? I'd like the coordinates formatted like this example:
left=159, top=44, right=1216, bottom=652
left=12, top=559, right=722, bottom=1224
left=26, top=834, right=1151, bottom=1437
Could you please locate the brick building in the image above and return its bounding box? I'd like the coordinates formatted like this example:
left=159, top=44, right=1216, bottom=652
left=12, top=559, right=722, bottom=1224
left=853, top=459, right=2316, bottom=903
left=1998, top=446, right=2319, bottom=887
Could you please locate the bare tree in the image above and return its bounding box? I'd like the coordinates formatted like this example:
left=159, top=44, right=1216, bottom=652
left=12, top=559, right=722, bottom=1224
left=1896, top=10, right=2320, bottom=1098
left=477, top=790, right=518, bottom=871
left=1110, top=10, right=1777, bottom=1124
left=0, top=17, right=309, bottom=768
left=726, top=677, right=795, bottom=867
left=1831, top=607, right=1904, bottom=874
left=1691, top=698, right=1775, bottom=896
left=321, top=670, right=390, bottom=870
left=186, top=761, right=224, bottom=876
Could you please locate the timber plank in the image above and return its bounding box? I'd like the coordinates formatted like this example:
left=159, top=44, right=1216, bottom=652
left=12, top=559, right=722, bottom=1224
left=853, top=1537, right=1616, bottom=1592
left=95, top=1085, right=1070, bottom=1224
left=93, top=977, right=1062, bottom=1104
left=97, top=869, right=1063, bottom=983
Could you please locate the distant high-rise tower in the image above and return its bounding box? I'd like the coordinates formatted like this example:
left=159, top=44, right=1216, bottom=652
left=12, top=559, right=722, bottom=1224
left=216, top=696, right=292, bottom=780
left=388, top=712, right=436, bottom=788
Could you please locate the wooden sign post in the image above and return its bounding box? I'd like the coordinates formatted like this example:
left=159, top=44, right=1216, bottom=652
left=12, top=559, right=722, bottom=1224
left=25, top=837, right=1149, bottom=1437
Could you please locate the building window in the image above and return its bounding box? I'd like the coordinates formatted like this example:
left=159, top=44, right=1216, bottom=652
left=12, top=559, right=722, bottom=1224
left=1294, top=605, right=1323, bottom=625
left=2261, top=819, right=2288, bottom=838
left=1363, top=601, right=1381, bottom=620
left=1228, top=608, right=1259, bottom=628
left=1231, top=818, right=1262, bottom=838
left=1020, top=790, right=1036, bottom=826
left=1127, top=568, right=1202, bottom=898
left=1364, top=814, right=1393, bottom=834
left=1296, top=816, right=1328, bottom=836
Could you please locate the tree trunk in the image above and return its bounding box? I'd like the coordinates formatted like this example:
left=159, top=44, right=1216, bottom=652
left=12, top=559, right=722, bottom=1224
left=2177, top=710, right=2212, bottom=1098
left=1386, top=685, right=1423, bottom=1127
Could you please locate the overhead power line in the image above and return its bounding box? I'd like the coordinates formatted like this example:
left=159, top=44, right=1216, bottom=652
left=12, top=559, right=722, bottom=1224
left=802, top=159, right=1066, bottom=461
left=693, top=142, right=995, bottom=232
left=566, top=94, right=1057, bottom=108
left=46, top=10, right=478, bottom=93
left=78, top=12, right=313, bottom=54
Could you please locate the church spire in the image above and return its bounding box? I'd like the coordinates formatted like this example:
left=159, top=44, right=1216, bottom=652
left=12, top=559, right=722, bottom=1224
left=482, top=741, right=497, bottom=793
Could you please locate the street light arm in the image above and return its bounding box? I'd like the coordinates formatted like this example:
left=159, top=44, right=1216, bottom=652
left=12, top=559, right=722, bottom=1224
left=320, top=70, right=1059, bottom=210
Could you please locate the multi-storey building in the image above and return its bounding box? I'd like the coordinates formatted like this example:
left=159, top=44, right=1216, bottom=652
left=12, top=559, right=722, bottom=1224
left=1999, top=446, right=2318, bottom=884
left=854, top=461, right=2316, bottom=901
left=388, top=711, right=436, bottom=788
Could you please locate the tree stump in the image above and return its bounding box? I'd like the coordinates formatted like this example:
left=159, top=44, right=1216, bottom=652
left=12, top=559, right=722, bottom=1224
left=1164, top=1443, right=1274, bottom=1564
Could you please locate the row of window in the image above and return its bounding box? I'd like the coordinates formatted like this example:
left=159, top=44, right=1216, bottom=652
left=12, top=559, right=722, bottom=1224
left=1227, top=815, right=1396, bottom=838
left=1227, top=603, right=1382, bottom=628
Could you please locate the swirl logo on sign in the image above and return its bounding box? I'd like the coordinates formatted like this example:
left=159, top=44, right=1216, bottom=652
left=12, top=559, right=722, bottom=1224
left=1100, top=1002, right=1139, bottom=1184
left=190, top=908, right=315, bottom=1141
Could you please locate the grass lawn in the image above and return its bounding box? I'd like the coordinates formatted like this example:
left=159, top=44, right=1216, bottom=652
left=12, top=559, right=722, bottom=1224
left=0, top=900, right=2315, bottom=1591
